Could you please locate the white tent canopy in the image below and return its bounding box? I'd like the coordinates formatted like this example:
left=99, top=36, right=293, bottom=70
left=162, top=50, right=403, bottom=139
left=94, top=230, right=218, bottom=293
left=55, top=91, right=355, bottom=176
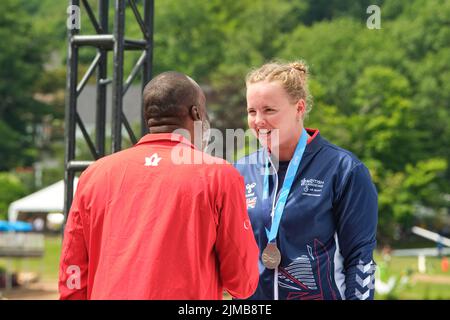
left=8, top=178, right=78, bottom=222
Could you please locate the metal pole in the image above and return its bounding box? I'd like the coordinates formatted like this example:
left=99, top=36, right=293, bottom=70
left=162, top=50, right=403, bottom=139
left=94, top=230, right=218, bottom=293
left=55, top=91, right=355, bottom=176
left=63, top=0, right=80, bottom=228
left=141, top=0, right=154, bottom=137
left=112, top=0, right=125, bottom=152
left=97, top=0, right=109, bottom=157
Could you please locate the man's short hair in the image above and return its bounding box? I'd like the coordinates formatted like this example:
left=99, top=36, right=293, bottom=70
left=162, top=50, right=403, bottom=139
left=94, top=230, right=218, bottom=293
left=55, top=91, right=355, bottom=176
left=143, top=71, right=200, bottom=121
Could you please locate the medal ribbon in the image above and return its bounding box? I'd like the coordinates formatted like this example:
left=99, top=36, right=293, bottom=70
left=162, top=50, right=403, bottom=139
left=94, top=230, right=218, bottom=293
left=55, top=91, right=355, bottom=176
left=264, top=128, right=308, bottom=243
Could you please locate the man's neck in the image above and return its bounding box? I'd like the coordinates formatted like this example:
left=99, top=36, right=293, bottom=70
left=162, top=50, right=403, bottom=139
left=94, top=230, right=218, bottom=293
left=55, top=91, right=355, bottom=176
left=149, top=125, right=183, bottom=134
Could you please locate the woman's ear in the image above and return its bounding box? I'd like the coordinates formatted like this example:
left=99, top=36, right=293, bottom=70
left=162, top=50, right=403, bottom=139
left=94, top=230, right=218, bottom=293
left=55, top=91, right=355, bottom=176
left=189, top=105, right=201, bottom=121
left=296, top=99, right=306, bottom=120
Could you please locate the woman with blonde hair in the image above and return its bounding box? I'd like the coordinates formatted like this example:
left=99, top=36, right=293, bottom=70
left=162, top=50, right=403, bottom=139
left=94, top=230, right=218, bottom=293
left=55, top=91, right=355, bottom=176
left=235, top=61, right=378, bottom=300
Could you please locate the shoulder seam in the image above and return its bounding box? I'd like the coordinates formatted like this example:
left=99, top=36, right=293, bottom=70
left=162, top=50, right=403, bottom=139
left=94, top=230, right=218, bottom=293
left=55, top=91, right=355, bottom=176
left=335, top=162, right=364, bottom=203
left=319, top=142, right=362, bottom=166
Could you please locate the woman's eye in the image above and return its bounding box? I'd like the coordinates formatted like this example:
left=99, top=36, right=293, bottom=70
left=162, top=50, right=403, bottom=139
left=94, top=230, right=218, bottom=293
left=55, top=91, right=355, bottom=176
left=247, top=110, right=256, bottom=115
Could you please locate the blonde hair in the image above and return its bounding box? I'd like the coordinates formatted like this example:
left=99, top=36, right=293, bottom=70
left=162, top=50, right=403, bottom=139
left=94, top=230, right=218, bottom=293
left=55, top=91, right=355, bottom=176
left=246, top=60, right=312, bottom=117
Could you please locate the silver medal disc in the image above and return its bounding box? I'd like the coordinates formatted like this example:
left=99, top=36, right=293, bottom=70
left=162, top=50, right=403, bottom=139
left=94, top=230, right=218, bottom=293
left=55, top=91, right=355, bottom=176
left=261, top=243, right=281, bottom=269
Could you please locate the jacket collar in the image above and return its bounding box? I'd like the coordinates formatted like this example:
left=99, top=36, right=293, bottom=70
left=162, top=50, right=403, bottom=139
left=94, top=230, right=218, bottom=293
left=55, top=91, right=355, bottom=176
left=304, top=128, right=323, bottom=155
left=135, top=133, right=198, bottom=150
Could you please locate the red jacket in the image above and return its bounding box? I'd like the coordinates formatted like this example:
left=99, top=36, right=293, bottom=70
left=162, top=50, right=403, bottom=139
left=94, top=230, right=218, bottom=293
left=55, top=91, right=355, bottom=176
left=59, top=133, right=259, bottom=299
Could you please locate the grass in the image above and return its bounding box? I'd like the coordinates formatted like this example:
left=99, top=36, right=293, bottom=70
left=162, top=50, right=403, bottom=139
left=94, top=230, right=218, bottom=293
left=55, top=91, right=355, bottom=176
left=374, top=252, right=449, bottom=276
left=0, top=235, right=61, bottom=281
left=394, top=282, right=450, bottom=300
left=373, top=251, right=450, bottom=300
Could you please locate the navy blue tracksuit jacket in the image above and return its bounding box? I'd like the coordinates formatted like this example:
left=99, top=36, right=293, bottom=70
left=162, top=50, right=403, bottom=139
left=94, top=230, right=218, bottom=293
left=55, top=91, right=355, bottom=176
left=235, top=129, right=378, bottom=300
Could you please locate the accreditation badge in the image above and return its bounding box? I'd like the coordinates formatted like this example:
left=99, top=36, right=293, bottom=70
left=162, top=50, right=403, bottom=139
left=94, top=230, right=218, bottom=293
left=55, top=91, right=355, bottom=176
left=261, top=243, right=281, bottom=269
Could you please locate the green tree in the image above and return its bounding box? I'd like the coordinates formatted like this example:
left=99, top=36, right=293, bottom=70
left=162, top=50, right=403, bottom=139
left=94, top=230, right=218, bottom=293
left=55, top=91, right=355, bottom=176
left=0, top=0, right=51, bottom=170
left=350, top=66, right=417, bottom=171
left=0, top=173, right=27, bottom=220
left=278, top=4, right=449, bottom=242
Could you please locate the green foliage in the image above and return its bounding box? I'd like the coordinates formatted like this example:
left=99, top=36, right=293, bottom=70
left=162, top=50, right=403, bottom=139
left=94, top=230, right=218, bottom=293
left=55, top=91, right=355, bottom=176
left=277, top=2, right=449, bottom=242
left=0, top=0, right=55, bottom=170
left=0, top=173, right=27, bottom=220
left=152, top=0, right=224, bottom=81
left=351, top=66, right=417, bottom=171
left=375, top=158, right=447, bottom=243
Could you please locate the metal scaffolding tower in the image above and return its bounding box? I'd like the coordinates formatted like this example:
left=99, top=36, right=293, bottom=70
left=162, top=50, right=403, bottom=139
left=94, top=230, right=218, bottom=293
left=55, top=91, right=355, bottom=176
left=64, top=0, right=154, bottom=223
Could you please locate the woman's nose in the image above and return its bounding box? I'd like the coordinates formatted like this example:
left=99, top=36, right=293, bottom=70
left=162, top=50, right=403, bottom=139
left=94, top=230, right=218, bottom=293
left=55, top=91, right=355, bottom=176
left=254, top=113, right=266, bottom=127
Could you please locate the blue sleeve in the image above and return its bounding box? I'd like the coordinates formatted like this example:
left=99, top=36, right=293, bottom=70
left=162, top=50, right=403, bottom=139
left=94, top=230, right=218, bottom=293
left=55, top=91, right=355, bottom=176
left=334, top=163, right=378, bottom=300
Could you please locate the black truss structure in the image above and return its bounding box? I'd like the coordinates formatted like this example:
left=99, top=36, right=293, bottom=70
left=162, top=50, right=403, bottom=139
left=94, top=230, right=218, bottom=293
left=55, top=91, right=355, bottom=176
left=64, top=0, right=154, bottom=225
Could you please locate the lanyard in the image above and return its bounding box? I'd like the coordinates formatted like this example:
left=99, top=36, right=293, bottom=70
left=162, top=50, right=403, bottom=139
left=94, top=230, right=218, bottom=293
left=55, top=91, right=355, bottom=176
left=264, top=128, right=308, bottom=243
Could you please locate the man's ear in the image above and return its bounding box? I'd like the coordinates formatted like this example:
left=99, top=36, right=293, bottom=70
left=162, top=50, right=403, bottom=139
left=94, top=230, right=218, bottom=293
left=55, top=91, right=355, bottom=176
left=189, top=105, right=201, bottom=121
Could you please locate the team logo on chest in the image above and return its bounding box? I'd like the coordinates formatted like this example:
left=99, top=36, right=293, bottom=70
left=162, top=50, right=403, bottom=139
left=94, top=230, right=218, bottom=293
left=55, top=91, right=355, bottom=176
left=145, top=153, right=162, bottom=167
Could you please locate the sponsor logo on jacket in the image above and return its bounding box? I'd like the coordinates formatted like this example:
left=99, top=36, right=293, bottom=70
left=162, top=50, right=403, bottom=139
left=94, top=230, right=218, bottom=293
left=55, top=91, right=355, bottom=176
left=300, top=178, right=324, bottom=197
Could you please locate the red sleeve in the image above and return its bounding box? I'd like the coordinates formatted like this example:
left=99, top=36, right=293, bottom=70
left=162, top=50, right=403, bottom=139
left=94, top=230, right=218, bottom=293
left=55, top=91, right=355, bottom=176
left=214, top=167, right=259, bottom=299
left=58, top=181, right=89, bottom=300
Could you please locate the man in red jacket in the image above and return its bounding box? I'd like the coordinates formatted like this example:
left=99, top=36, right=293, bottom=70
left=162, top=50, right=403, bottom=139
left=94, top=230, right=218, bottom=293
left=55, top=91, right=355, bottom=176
left=59, top=71, right=259, bottom=299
